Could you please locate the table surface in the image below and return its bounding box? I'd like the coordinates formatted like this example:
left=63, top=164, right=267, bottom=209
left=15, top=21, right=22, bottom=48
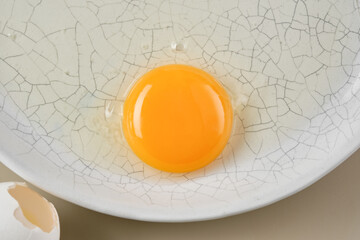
left=1, top=149, right=360, bottom=240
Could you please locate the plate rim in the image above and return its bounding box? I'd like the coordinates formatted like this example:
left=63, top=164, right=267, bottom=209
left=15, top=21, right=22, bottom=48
left=1, top=136, right=359, bottom=222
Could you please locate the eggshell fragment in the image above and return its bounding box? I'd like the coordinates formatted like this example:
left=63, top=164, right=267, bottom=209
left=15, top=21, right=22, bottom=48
left=0, top=182, right=60, bottom=240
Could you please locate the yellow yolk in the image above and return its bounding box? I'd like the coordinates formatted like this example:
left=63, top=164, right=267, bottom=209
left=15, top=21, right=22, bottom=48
left=122, top=64, right=233, bottom=172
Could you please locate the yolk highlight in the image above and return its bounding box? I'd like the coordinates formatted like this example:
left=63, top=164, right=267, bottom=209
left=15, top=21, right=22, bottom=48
left=122, top=64, right=233, bottom=172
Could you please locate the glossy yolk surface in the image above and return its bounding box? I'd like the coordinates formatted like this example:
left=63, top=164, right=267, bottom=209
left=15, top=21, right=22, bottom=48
left=122, top=64, right=233, bottom=172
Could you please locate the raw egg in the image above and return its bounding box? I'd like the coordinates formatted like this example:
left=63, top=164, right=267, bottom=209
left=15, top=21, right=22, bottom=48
left=122, top=64, right=233, bottom=172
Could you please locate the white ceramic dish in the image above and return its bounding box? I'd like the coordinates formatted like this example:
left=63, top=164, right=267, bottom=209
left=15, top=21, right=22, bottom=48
left=1, top=0, right=360, bottom=222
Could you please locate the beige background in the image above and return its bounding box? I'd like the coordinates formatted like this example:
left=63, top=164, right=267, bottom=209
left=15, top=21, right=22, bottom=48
left=1, top=149, right=360, bottom=240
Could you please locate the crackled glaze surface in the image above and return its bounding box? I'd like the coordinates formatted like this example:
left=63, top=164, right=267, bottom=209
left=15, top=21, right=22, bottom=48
left=1, top=0, right=360, bottom=221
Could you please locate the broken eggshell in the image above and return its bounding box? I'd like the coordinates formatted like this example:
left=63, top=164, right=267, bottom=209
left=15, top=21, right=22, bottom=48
left=0, top=182, right=60, bottom=240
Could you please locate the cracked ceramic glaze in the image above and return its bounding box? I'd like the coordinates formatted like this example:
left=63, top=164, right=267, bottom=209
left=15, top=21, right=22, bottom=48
left=1, top=0, right=360, bottom=221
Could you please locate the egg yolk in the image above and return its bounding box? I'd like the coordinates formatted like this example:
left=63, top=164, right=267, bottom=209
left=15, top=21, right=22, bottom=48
left=122, top=64, right=233, bottom=172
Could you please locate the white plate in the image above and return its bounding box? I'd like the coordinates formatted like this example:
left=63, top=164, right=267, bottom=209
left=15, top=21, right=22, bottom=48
left=1, top=0, right=360, bottom=222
